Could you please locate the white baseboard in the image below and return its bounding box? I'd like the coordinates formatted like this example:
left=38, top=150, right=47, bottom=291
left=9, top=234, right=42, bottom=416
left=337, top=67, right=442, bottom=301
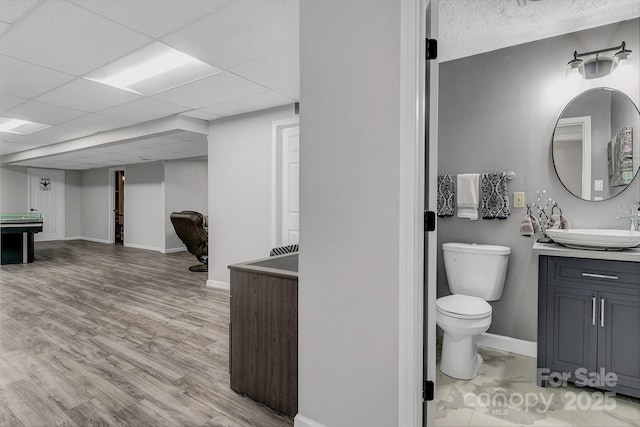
left=294, top=415, right=327, bottom=427
left=206, top=279, right=230, bottom=291
left=67, top=236, right=111, bottom=244
left=124, top=242, right=163, bottom=252
left=162, top=247, right=187, bottom=254
left=477, top=332, right=537, bottom=358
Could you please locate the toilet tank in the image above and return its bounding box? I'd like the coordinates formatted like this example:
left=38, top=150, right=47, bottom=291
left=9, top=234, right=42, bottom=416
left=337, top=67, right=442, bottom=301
left=442, top=243, right=510, bottom=301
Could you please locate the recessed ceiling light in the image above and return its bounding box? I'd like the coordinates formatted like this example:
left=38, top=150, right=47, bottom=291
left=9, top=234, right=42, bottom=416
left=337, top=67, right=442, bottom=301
left=84, top=43, right=221, bottom=96
left=0, top=117, right=51, bottom=135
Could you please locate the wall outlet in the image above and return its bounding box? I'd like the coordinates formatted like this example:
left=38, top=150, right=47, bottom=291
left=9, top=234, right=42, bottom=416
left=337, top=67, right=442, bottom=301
left=513, top=192, right=525, bottom=208
left=594, top=179, right=603, bottom=191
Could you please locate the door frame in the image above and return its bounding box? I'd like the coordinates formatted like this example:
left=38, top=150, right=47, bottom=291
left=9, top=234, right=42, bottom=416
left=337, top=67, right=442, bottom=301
left=108, top=166, right=126, bottom=244
left=271, top=117, right=300, bottom=249
left=27, top=168, right=65, bottom=241
left=554, top=116, right=591, bottom=200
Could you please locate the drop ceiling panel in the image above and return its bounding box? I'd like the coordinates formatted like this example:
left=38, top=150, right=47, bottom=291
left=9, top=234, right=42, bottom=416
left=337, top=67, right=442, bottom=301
left=0, top=55, right=74, bottom=99
left=99, top=98, right=189, bottom=122
left=36, top=79, right=141, bottom=113
left=59, top=114, right=138, bottom=135
left=72, top=0, right=232, bottom=38
left=3, top=125, right=88, bottom=146
left=162, top=0, right=299, bottom=70
left=0, top=93, right=26, bottom=114
left=0, top=0, right=38, bottom=24
left=180, top=109, right=221, bottom=121
left=5, top=101, right=86, bottom=126
left=152, top=72, right=269, bottom=109
left=202, top=91, right=292, bottom=117
left=0, top=1, right=153, bottom=76
left=276, top=84, right=300, bottom=101
left=231, top=47, right=299, bottom=90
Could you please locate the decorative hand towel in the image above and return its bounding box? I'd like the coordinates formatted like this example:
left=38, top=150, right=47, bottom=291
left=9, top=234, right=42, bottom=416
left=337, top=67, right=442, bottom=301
left=549, top=214, right=571, bottom=229
left=520, top=216, right=534, bottom=236
left=437, top=174, right=455, bottom=217
left=481, top=172, right=511, bottom=219
left=457, top=173, right=480, bottom=220
left=530, top=215, right=541, bottom=233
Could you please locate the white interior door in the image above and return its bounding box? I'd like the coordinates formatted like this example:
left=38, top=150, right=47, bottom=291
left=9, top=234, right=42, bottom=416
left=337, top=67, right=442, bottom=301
left=281, top=125, right=300, bottom=245
left=28, top=168, right=65, bottom=242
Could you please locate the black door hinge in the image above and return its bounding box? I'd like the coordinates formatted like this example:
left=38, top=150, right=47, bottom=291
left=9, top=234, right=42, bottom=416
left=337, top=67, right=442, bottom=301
left=426, top=38, right=438, bottom=60
left=424, top=211, right=436, bottom=232
left=423, top=380, right=434, bottom=401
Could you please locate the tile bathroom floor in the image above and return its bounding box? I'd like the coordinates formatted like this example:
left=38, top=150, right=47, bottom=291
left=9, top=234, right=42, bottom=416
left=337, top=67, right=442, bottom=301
left=435, top=344, right=640, bottom=427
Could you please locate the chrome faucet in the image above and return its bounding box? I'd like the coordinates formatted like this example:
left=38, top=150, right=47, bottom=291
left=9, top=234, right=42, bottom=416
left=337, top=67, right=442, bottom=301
left=616, top=203, right=640, bottom=231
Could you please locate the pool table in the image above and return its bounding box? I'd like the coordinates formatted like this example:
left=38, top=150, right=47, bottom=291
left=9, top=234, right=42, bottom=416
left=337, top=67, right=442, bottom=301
left=1, top=213, right=43, bottom=265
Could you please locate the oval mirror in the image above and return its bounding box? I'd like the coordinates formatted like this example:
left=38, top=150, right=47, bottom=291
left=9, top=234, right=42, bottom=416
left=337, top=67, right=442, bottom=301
left=552, top=88, right=639, bottom=201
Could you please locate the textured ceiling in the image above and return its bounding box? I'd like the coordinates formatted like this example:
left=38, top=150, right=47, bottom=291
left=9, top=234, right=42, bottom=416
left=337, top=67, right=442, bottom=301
left=439, top=0, right=640, bottom=62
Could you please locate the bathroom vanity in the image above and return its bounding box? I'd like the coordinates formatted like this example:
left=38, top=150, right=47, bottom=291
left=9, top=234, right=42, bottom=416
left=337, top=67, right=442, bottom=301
left=534, top=243, right=640, bottom=398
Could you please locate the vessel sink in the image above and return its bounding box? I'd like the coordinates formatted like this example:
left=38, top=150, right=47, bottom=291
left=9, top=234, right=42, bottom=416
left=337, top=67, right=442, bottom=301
left=545, top=229, right=640, bottom=250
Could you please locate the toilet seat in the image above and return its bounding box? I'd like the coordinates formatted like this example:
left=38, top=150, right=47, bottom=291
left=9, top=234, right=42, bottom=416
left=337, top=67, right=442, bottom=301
left=436, top=294, right=492, bottom=320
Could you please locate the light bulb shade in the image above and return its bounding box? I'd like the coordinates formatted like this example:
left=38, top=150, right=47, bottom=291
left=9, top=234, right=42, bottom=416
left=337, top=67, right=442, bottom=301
left=611, top=49, right=632, bottom=77
left=566, top=58, right=585, bottom=82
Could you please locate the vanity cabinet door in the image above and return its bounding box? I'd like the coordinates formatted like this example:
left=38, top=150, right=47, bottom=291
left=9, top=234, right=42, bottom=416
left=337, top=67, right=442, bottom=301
left=546, top=286, right=598, bottom=377
left=597, top=291, right=640, bottom=395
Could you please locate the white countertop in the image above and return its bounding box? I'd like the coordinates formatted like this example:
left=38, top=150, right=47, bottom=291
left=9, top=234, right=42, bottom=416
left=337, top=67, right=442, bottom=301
left=533, top=242, right=640, bottom=262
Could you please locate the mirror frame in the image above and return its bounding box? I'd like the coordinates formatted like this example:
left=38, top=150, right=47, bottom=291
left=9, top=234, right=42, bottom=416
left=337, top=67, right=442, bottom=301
left=552, top=87, right=640, bottom=202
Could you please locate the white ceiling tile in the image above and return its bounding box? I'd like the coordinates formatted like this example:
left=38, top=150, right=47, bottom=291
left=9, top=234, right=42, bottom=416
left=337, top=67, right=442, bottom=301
left=3, top=125, right=89, bottom=146
left=276, top=84, right=300, bottom=101
left=5, top=101, right=86, bottom=126
left=99, top=98, right=189, bottom=122
left=179, top=110, right=220, bottom=121
left=0, top=55, right=75, bottom=99
left=170, top=130, right=208, bottom=143
left=0, top=0, right=38, bottom=24
left=152, top=72, right=269, bottom=109
left=36, top=79, right=141, bottom=113
left=71, top=0, right=232, bottom=38
left=1, top=140, right=33, bottom=155
left=0, top=1, right=152, bottom=75
left=0, top=21, right=9, bottom=35
left=0, top=93, right=26, bottom=114
left=162, top=0, right=299, bottom=69
left=59, top=113, right=138, bottom=134
left=231, top=47, right=299, bottom=90
left=202, top=91, right=292, bottom=117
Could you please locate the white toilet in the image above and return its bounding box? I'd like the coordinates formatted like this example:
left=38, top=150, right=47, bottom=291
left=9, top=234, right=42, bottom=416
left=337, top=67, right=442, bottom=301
left=437, top=242, right=510, bottom=380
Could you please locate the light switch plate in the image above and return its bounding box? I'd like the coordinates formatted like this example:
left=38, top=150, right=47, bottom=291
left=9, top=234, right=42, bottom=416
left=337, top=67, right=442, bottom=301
left=594, top=180, right=603, bottom=191
left=513, top=192, right=525, bottom=208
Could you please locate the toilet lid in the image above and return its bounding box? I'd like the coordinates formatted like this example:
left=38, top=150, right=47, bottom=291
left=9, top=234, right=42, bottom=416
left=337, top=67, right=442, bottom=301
left=436, top=295, right=492, bottom=319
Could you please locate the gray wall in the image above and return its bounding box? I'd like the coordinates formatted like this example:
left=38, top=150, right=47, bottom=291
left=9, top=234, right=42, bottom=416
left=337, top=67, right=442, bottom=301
left=65, top=170, right=82, bottom=238
left=0, top=165, right=28, bottom=212
left=164, top=158, right=208, bottom=251
left=298, top=0, right=401, bottom=425
left=207, top=106, right=294, bottom=285
left=80, top=168, right=110, bottom=242
left=438, top=19, right=640, bottom=342
left=124, top=162, right=165, bottom=251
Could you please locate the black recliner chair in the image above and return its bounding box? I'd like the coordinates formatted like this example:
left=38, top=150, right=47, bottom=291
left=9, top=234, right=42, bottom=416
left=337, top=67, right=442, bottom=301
left=170, top=211, right=208, bottom=272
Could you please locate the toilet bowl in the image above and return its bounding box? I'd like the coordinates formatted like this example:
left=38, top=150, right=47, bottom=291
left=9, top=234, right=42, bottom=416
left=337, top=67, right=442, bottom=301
left=437, top=243, right=510, bottom=380
left=437, top=294, right=492, bottom=379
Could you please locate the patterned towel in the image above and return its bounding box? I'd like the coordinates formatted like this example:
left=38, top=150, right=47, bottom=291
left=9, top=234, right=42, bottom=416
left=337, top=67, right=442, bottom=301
left=481, top=172, right=511, bottom=219
left=437, top=174, right=454, bottom=217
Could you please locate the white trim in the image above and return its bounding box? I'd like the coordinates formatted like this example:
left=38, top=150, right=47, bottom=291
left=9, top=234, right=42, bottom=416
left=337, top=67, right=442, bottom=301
left=72, top=236, right=111, bottom=244
left=206, top=279, right=230, bottom=291
left=27, top=168, right=65, bottom=242
left=294, top=414, right=327, bottom=427
left=399, top=0, right=428, bottom=426
left=162, top=247, right=187, bottom=254
left=108, top=167, right=126, bottom=244
left=64, top=236, right=83, bottom=241
left=123, top=242, right=163, bottom=252
left=271, top=117, right=300, bottom=249
left=477, top=332, right=537, bottom=358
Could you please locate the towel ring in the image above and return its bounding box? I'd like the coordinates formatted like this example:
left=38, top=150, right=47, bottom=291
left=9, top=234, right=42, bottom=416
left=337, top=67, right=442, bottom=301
left=551, top=205, right=563, bottom=216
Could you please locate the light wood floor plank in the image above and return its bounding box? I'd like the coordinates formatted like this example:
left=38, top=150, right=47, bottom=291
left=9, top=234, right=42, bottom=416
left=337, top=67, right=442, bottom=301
left=0, top=240, right=292, bottom=426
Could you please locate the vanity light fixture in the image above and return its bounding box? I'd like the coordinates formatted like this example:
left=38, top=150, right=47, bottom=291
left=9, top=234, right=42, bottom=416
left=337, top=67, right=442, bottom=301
left=566, top=41, right=632, bottom=81
left=0, top=117, right=50, bottom=135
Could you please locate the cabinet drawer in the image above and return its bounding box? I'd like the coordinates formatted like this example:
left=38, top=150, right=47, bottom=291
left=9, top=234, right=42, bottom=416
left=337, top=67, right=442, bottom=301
left=548, top=257, right=640, bottom=290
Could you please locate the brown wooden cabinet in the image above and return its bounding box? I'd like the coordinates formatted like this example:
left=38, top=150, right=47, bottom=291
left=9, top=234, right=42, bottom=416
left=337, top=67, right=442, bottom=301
left=228, top=254, right=298, bottom=417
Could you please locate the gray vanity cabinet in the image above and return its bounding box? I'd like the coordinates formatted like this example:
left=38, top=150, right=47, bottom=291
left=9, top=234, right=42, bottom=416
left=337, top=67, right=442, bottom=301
left=538, top=256, right=640, bottom=398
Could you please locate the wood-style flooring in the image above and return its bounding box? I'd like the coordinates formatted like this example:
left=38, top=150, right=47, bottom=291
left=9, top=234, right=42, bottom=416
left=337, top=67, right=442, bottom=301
left=0, top=240, right=293, bottom=427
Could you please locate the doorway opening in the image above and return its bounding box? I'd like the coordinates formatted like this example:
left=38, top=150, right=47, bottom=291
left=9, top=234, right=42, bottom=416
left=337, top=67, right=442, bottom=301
left=114, top=170, right=125, bottom=245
